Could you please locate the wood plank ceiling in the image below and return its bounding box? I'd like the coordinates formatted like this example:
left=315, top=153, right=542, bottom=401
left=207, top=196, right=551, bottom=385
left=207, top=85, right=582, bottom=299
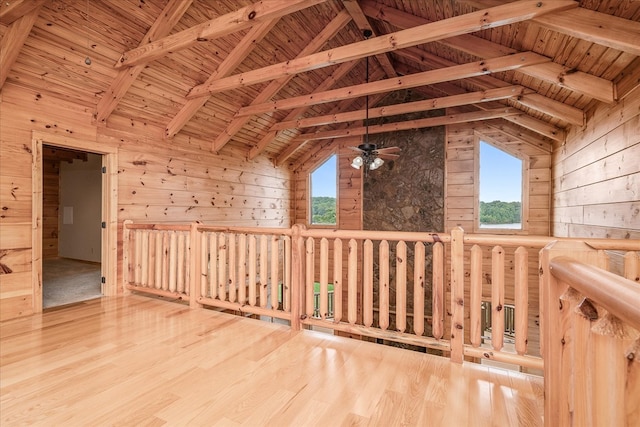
left=1, top=0, right=639, bottom=168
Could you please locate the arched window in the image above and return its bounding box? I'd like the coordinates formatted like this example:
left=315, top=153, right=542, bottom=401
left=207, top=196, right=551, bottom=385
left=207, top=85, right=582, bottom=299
left=309, top=154, right=337, bottom=226
left=478, top=141, right=524, bottom=231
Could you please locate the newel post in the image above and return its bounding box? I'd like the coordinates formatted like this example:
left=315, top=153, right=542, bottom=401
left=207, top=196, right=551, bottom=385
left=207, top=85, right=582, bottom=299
left=450, top=227, right=465, bottom=363
left=291, top=223, right=306, bottom=331
left=539, top=240, right=601, bottom=427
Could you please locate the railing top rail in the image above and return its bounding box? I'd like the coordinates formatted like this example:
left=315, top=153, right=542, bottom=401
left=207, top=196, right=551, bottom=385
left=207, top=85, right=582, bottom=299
left=300, top=228, right=451, bottom=243
left=464, top=235, right=640, bottom=250
left=550, top=256, right=640, bottom=331
left=196, top=224, right=292, bottom=236
left=124, top=223, right=192, bottom=231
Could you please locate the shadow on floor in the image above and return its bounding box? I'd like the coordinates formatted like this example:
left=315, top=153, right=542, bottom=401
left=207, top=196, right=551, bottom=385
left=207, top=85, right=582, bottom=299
left=43, top=258, right=102, bottom=308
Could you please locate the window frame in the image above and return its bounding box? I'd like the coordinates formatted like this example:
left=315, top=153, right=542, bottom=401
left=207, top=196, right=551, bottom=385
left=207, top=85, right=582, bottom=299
left=308, top=152, right=339, bottom=228
left=473, top=135, right=530, bottom=234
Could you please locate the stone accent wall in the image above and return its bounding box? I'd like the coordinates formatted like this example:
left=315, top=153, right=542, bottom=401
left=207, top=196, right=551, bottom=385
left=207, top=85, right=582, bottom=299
left=362, top=89, right=445, bottom=338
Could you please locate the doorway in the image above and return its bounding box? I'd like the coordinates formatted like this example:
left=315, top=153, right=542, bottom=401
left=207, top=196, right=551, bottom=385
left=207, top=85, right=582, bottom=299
left=42, top=146, right=102, bottom=308
left=32, top=132, right=118, bottom=312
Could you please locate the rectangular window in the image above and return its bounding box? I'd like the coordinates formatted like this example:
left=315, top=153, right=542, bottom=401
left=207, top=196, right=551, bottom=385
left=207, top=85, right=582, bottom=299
left=310, top=154, right=337, bottom=226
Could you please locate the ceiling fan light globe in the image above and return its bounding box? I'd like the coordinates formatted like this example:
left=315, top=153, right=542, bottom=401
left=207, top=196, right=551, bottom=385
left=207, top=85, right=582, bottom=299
left=351, top=156, right=363, bottom=169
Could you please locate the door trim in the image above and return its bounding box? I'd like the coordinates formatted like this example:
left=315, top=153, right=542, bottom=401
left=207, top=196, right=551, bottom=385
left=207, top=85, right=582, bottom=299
left=32, top=131, right=118, bottom=311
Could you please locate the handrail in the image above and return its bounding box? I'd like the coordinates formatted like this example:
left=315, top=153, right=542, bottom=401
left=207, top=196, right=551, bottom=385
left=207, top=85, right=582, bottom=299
left=550, top=256, right=640, bottom=331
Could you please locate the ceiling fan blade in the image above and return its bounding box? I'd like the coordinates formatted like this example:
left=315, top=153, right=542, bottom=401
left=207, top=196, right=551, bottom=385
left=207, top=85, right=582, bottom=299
left=376, top=147, right=401, bottom=153
left=378, top=153, right=400, bottom=160
left=347, top=146, right=364, bottom=152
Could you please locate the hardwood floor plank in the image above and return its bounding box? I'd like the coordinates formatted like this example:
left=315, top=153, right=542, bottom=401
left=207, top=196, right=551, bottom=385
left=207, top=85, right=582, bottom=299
left=0, top=295, right=545, bottom=426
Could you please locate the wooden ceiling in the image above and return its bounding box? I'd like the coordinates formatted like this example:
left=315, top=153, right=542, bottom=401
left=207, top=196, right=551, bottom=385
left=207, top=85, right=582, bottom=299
left=1, top=0, right=639, bottom=168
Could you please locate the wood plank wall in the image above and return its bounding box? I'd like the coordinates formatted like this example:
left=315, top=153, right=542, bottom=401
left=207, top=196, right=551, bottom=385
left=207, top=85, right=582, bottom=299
left=552, top=90, right=640, bottom=239
left=0, top=83, right=292, bottom=321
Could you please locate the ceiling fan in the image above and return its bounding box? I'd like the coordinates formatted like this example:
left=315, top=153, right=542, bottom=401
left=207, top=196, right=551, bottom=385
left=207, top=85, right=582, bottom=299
left=349, top=30, right=401, bottom=173
left=349, top=143, right=401, bottom=171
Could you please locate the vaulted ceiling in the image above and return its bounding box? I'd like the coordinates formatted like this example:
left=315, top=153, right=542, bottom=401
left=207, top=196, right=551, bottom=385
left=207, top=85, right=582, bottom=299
left=1, top=0, right=639, bottom=168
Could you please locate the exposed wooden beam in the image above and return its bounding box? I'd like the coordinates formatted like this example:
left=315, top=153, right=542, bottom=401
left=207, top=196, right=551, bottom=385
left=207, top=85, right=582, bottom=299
left=0, top=0, right=45, bottom=25
left=235, top=52, right=549, bottom=117
left=395, top=47, right=584, bottom=126
left=484, top=119, right=553, bottom=154
left=95, top=0, right=192, bottom=124
left=341, top=0, right=396, bottom=78
left=0, top=3, right=42, bottom=89
left=292, top=108, right=521, bottom=142
left=211, top=9, right=352, bottom=152
left=115, top=0, right=328, bottom=68
left=271, top=86, right=525, bottom=131
left=360, top=0, right=614, bottom=103
left=187, top=1, right=577, bottom=98
left=615, top=57, right=640, bottom=101
left=461, top=0, right=640, bottom=56
left=165, top=19, right=278, bottom=139
left=246, top=59, right=363, bottom=160
left=273, top=91, right=387, bottom=166
left=396, top=64, right=565, bottom=143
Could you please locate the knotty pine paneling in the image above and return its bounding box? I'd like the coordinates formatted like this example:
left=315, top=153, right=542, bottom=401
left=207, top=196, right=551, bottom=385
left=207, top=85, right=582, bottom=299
left=552, top=92, right=640, bottom=239
left=0, top=83, right=293, bottom=320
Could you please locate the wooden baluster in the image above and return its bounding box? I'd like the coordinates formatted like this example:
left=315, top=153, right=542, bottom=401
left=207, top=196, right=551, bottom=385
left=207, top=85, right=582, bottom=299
left=320, top=237, right=329, bottom=320
left=199, top=231, right=207, bottom=298
left=348, top=239, right=358, bottom=325
left=134, top=230, right=142, bottom=285
left=450, top=227, right=465, bottom=363
left=140, top=230, right=149, bottom=287
left=259, top=234, right=268, bottom=308
left=248, top=234, right=256, bottom=306
left=305, top=237, right=315, bottom=317
left=290, top=225, right=304, bottom=331
left=184, top=228, right=191, bottom=301
left=283, top=235, right=291, bottom=312
left=176, top=232, right=185, bottom=293
left=413, top=242, right=425, bottom=337
left=379, top=240, right=390, bottom=331
left=238, top=233, right=247, bottom=304
left=188, top=224, right=198, bottom=305
left=432, top=241, right=444, bottom=340
left=333, top=238, right=342, bottom=322
left=218, top=233, right=227, bottom=301
left=363, top=239, right=374, bottom=328
left=149, top=231, right=156, bottom=290
left=470, top=244, right=482, bottom=348
left=270, top=235, right=279, bottom=310
left=122, top=220, right=132, bottom=292
left=396, top=241, right=407, bottom=333
left=228, top=233, right=236, bottom=303
left=491, top=245, right=505, bottom=351
left=162, top=232, right=170, bottom=290
left=514, top=246, right=528, bottom=355
left=209, top=232, right=218, bottom=299
left=157, top=232, right=166, bottom=290
left=169, top=231, right=177, bottom=292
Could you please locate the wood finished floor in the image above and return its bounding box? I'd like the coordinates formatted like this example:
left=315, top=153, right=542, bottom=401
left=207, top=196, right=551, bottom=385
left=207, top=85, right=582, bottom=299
left=0, top=295, right=544, bottom=426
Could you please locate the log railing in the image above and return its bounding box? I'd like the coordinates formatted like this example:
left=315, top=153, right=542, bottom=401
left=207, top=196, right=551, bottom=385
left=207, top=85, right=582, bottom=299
left=122, top=221, right=639, bottom=375
left=540, top=241, right=640, bottom=426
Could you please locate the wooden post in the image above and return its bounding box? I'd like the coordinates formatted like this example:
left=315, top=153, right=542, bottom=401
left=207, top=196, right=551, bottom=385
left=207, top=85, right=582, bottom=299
left=514, top=246, right=529, bottom=355
left=539, top=240, right=601, bottom=427
left=626, top=339, right=640, bottom=424
left=238, top=233, right=247, bottom=305
left=348, top=238, right=358, bottom=325
left=379, top=240, right=389, bottom=331
left=320, top=237, right=329, bottom=319
left=229, top=233, right=237, bottom=303
left=290, top=224, right=305, bottom=331
left=450, top=227, right=465, bottom=363
left=270, top=234, right=279, bottom=310
left=305, top=237, right=315, bottom=317
left=363, top=239, right=374, bottom=328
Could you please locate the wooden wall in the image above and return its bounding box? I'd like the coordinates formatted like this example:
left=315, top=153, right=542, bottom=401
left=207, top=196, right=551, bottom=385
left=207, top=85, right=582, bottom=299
left=0, top=83, right=292, bottom=321
left=552, top=91, right=640, bottom=239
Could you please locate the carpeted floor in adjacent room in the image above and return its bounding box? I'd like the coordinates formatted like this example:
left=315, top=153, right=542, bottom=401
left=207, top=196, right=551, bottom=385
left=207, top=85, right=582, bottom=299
left=43, top=258, right=102, bottom=308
